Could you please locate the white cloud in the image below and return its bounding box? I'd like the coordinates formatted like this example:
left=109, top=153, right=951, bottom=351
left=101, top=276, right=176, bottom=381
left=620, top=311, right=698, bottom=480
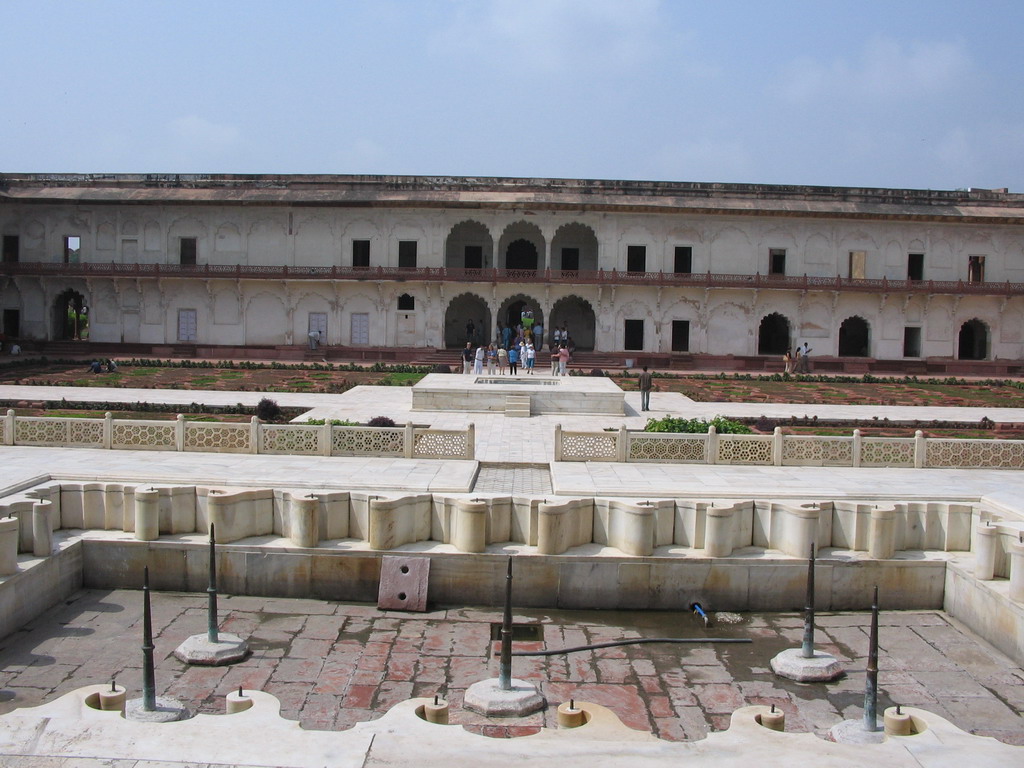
left=773, top=36, right=972, bottom=104
left=431, top=0, right=669, bottom=74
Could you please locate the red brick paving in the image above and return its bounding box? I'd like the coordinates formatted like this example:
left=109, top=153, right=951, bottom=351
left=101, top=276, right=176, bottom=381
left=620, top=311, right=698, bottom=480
left=0, top=589, right=1021, bottom=744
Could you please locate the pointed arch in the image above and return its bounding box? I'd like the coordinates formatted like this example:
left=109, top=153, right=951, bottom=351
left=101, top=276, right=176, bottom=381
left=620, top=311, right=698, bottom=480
left=549, top=294, right=596, bottom=351
left=445, top=220, right=493, bottom=269
left=838, top=316, right=871, bottom=357
left=757, top=312, right=791, bottom=355
left=958, top=318, right=989, bottom=360
left=445, top=292, right=490, bottom=348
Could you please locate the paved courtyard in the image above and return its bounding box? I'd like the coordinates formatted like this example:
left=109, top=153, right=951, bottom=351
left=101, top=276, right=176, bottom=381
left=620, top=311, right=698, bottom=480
left=0, top=589, right=1020, bottom=744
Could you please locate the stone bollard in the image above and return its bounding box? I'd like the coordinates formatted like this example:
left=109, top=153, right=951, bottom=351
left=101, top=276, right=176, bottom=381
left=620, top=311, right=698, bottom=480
left=704, top=505, right=735, bottom=557
left=453, top=499, right=487, bottom=553
left=134, top=489, right=160, bottom=542
left=1009, top=540, right=1024, bottom=603
left=0, top=516, right=19, bottom=575
left=288, top=494, right=319, bottom=548
left=783, top=505, right=820, bottom=559
left=99, top=683, right=127, bottom=713
left=226, top=688, right=253, bottom=714
left=32, top=500, right=54, bottom=557
left=974, top=522, right=998, bottom=580
left=868, top=506, right=897, bottom=560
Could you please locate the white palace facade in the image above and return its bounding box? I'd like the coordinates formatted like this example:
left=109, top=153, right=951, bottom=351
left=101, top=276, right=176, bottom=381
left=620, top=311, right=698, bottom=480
left=1, top=173, right=1023, bottom=371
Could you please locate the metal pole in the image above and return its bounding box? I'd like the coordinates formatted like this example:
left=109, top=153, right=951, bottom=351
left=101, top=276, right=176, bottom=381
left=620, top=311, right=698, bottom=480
left=141, top=566, right=156, bottom=711
left=498, top=556, right=513, bottom=691
left=864, top=585, right=879, bottom=731
left=207, top=523, right=219, bottom=644
left=801, top=542, right=815, bottom=658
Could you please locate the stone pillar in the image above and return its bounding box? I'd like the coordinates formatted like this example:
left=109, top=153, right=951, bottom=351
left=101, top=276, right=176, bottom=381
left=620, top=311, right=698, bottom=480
left=453, top=499, right=487, bottom=553
left=784, top=506, right=820, bottom=559
left=134, top=489, right=160, bottom=542
left=869, top=507, right=897, bottom=560
left=974, top=522, right=998, bottom=580
left=0, top=516, right=20, bottom=575
left=288, top=494, right=319, bottom=548
left=704, top=505, right=734, bottom=557
left=32, top=501, right=54, bottom=557
left=1009, top=540, right=1024, bottom=603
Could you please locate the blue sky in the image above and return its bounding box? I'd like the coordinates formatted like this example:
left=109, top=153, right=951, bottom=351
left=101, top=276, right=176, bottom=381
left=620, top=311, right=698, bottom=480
left=2, top=0, right=1022, bottom=190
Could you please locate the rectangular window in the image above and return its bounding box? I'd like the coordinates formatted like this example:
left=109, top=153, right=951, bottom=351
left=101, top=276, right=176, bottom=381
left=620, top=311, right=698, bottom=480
left=464, top=245, right=482, bottom=269
left=308, top=312, right=327, bottom=339
left=177, top=309, right=198, bottom=342
left=561, top=247, right=579, bottom=272
left=2, top=235, right=19, bottom=263
left=848, top=250, right=866, bottom=279
left=671, top=320, right=690, bottom=352
left=968, top=255, right=985, bottom=283
left=627, top=245, right=646, bottom=273
left=179, top=237, right=197, bottom=266
left=2, top=309, right=20, bottom=338
left=674, top=246, right=692, bottom=274
left=769, top=248, right=786, bottom=275
left=398, top=240, right=418, bottom=269
left=352, top=239, right=370, bottom=268
left=908, top=253, right=924, bottom=281
left=63, top=236, right=81, bottom=264
left=351, top=312, right=370, bottom=345
left=624, top=319, right=644, bottom=351
left=903, top=327, right=922, bottom=358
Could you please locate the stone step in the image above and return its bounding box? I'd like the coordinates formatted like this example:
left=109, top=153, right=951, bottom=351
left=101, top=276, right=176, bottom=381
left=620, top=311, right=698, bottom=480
left=505, top=394, right=531, bottom=417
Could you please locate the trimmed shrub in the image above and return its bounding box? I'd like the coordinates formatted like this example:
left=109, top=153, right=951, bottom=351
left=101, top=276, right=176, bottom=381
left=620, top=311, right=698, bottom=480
left=589, top=368, right=605, bottom=377
left=433, top=364, right=452, bottom=374
left=255, top=397, right=283, bottom=422
left=643, top=415, right=752, bottom=434
left=367, top=416, right=396, bottom=427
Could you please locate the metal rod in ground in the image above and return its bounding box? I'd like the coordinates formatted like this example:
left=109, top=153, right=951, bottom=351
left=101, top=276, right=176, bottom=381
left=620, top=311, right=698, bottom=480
left=207, top=523, right=219, bottom=644
left=864, top=585, right=879, bottom=731
left=498, top=556, right=513, bottom=691
left=801, top=541, right=816, bottom=659
left=141, top=566, right=156, bottom=712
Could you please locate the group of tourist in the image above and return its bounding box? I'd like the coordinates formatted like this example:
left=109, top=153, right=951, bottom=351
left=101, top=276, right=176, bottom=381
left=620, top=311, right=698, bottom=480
left=782, top=342, right=813, bottom=374
left=460, top=308, right=577, bottom=376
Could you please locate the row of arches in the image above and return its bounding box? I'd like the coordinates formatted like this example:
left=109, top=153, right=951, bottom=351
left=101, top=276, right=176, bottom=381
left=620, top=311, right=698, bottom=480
left=443, top=293, right=596, bottom=349
left=444, top=221, right=598, bottom=271
left=756, top=313, right=989, bottom=360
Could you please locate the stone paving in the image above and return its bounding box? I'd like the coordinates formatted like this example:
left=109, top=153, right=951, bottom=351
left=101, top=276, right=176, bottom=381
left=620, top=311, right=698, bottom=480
left=0, top=589, right=1020, bottom=745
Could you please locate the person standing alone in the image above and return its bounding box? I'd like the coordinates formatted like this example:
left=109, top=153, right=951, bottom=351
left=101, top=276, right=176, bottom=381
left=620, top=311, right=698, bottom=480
left=638, top=366, right=654, bottom=411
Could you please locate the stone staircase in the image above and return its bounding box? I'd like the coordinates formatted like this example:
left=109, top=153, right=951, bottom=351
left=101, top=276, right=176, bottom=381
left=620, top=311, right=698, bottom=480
left=504, top=394, right=531, bottom=418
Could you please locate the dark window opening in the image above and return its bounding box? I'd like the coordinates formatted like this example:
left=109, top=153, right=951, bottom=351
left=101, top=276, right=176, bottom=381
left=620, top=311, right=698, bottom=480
left=671, top=320, right=690, bottom=352
left=2, top=309, right=20, bottom=338
left=968, top=256, right=985, bottom=283
left=398, top=241, right=418, bottom=269
left=505, top=239, right=538, bottom=271
left=769, top=248, right=786, bottom=276
left=2, top=235, right=19, bottom=264
left=838, top=316, right=870, bottom=357
left=464, top=245, right=482, bottom=269
left=908, top=253, right=924, bottom=281
left=758, top=313, right=791, bottom=355
left=64, top=236, right=81, bottom=264
left=561, top=247, right=579, bottom=272
left=627, top=245, right=646, bottom=273
left=674, top=246, right=692, bottom=274
left=397, top=294, right=415, bottom=311
left=958, top=319, right=988, bottom=360
left=903, top=327, right=921, bottom=358
left=353, top=240, right=370, bottom=268
left=624, top=319, right=644, bottom=351
left=179, top=237, right=197, bottom=266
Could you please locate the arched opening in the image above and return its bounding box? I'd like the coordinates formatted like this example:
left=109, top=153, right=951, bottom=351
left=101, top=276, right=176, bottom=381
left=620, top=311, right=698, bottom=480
left=505, top=239, right=538, bottom=271
left=54, top=289, right=88, bottom=341
left=444, top=220, right=492, bottom=269
left=444, top=293, right=489, bottom=348
left=497, top=294, right=544, bottom=343
left=838, top=316, right=870, bottom=357
left=549, top=295, right=596, bottom=351
left=958, top=319, right=988, bottom=360
left=757, top=313, right=790, bottom=355
left=551, top=222, right=598, bottom=274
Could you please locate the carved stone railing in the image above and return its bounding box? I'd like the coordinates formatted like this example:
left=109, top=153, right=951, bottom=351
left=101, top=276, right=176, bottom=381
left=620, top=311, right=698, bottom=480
left=555, top=424, right=1024, bottom=470
left=2, top=411, right=474, bottom=460
left=2, top=260, right=1020, bottom=296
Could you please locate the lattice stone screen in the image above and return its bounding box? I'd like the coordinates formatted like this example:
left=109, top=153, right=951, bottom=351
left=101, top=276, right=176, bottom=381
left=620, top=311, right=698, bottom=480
left=717, top=436, right=773, bottom=465
left=926, top=439, right=1024, bottom=469
left=561, top=431, right=617, bottom=461
left=111, top=421, right=176, bottom=450
left=15, top=418, right=74, bottom=446
left=782, top=437, right=855, bottom=466
left=414, top=429, right=468, bottom=458
left=185, top=422, right=251, bottom=453
left=860, top=438, right=915, bottom=467
left=628, top=434, right=707, bottom=463
left=333, top=427, right=404, bottom=456
left=261, top=425, right=320, bottom=455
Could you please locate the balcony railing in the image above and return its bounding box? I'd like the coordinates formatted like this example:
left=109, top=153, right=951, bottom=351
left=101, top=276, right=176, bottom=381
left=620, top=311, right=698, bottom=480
left=2, top=261, right=1021, bottom=295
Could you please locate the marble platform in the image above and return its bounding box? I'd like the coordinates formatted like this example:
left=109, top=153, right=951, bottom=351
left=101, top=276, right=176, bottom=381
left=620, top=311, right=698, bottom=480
left=411, top=373, right=625, bottom=414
